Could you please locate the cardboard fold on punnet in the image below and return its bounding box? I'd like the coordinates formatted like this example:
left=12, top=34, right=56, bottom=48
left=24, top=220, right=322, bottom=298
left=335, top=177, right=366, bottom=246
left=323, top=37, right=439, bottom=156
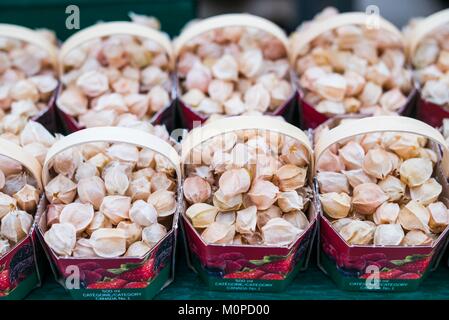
left=55, top=21, right=177, bottom=134
left=174, top=14, right=298, bottom=129
left=0, top=139, right=47, bottom=300
left=179, top=116, right=317, bottom=292
left=415, top=94, right=449, bottom=129
left=288, top=12, right=416, bottom=130
left=313, top=116, right=449, bottom=292
left=36, top=127, right=181, bottom=300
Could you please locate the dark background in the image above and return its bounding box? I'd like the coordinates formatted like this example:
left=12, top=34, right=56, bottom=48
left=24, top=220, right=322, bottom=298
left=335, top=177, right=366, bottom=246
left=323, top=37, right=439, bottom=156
left=0, top=0, right=448, bottom=39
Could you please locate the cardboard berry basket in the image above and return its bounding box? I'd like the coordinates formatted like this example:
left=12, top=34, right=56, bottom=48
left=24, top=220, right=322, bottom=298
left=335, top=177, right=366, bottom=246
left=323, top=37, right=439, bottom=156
left=409, top=9, right=449, bottom=128
left=314, top=116, right=449, bottom=292
left=173, top=14, right=298, bottom=130
left=56, top=22, right=177, bottom=134
left=290, top=13, right=416, bottom=130
left=0, top=24, right=60, bottom=134
left=36, top=127, right=181, bottom=300
left=0, top=139, right=45, bottom=300
left=180, top=116, right=317, bottom=292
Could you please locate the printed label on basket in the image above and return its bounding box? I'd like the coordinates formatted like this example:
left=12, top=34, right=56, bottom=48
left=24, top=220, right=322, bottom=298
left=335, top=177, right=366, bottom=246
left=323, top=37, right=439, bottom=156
left=211, top=279, right=280, bottom=291
left=54, top=232, right=175, bottom=300
left=191, top=240, right=309, bottom=293
left=68, top=265, right=171, bottom=300
left=0, top=236, right=39, bottom=300
left=320, top=249, right=429, bottom=292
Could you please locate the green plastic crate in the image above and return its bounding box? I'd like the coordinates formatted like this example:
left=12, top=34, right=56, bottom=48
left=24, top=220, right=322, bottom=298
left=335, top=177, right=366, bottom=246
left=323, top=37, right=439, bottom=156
left=0, top=0, right=196, bottom=39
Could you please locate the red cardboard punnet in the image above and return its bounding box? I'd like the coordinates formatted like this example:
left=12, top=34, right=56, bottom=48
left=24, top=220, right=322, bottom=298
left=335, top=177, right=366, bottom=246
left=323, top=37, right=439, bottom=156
left=408, top=9, right=449, bottom=128
left=0, top=24, right=60, bottom=135
left=313, top=116, right=449, bottom=291
left=289, top=12, right=416, bottom=129
left=174, top=14, right=298, bottom=129
left=0, top=139, right=46, bottom=299
left=180, top=116, right=317, bottom=292
left=36, top=127, right=182, bottom=300
left=56, top=22, right=176, bottom=134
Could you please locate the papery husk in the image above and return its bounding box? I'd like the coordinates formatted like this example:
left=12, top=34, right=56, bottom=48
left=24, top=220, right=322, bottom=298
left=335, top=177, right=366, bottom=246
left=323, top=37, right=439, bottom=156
left=280, top=137, right=310, bottom=167
left=277, top=191, right=304, bottom=212
left=428, top=202, right=449, bottom=234
left=378, top=175, right=405, bottom=202
left=339, top=220, right=375, bottom=245
left=373, top=202, right=400, bottom=225
left=402, top=230, right=434, bottom=246
left=46, top=204, right=64, bottom=227
left=147, top=190, right=177, bottom=217
left=73, top=238, right=97, bottom=258
left=52, top=147, right=81, bottom=179
left=106, top=143, right=139, bottom=164
left=77, top=176, right=106, bottom=210
left=186, top=203, right=219, bottom=228
left=44, top=223, right=76, bottom=256
left=74, top=162, right=99, bottom=182
left=150, top=172, right=175, bottom=192
left=235, top=205, right=257, bottom=234
left=183, top=176, right=211, bottom=204
left=0, top=170, right=5, bottom=190
left=201, top=222, right=235, bottom=244
left=262, top=217, right=302, bottom=246
left=142, top=223, right=167, bottom=247
left=342, top=169, right=377, bottom=188
left=0, top=238, right=10, bottom=257
left=215, top=211, right=236, bottom=226
left=129, top=200, right=158, bottom=227
left=137, top=148, right=155, bottom=169
left=256, top=205, right=282, bottom=229
left=59, top=203, right=95, bottom=234
left=339, top=141, right=365, bottom=170
left=399, top=158, right=433, bottom=187
left=398, top=200, right=430, bottom=233
left=283, top=210, right=309, bottom=230
left=45, top=174, right=77, bottom=204
left=362, top=148, right=399, bottom=179
left=86, top=211, right=112, bottom=235
left=316, top=149, right=345, bottom=172
left=319, top=192, right=351, bottom=219
left=125, top=240, right=151, bottom=257
left=275, top=164, right=307, bottom=191
left=373, top=224, right=404, bottom=245
left=19, top=121, right=55, bottom=147
left=332, top=218, right=353, bottom=232
left=0, top=155, right=22, bottom=177
left=87, top=153, right=111, bottom=171
left=213, top=189, right=243, bottom=211
left=218, top=168, right=251, bottom=198
left=127, top=176, right=152, bottom=201
left=0, top=192, right=17, bottom=219
left=317, top=172, right=350, bottom=193
left=99, top=195, right=131, bottom=225
left=247, top=179, right=279, bottom=210
left=117, top=221, right=143, bottom=247
left=384, top=133, right=421, bottom=159
left=0, top=210, right=33, bottom=243
left=22, top=143, right=48, bottom=166
left=104, top=164, right=130, bottom=196
left=352, top=183, right=388, bottom=215
left=410, top=178, right=442, bottom=206
left=90, top=228, right=127, bottom=258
